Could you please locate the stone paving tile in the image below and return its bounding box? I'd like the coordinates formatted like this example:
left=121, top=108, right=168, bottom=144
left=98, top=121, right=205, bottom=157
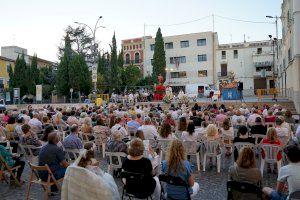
left=0, top=153, right=277, bottom=200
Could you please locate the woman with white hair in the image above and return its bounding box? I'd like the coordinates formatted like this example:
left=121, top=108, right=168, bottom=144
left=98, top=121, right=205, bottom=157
left=106, top=131, right=128, bottom=154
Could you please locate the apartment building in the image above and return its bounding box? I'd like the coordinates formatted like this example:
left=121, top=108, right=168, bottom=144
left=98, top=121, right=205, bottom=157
left=144, top=32, right=218, bottom=91
left=216, top=40, right=274, bottom=92
left=277, top=0, right=300, bottom=112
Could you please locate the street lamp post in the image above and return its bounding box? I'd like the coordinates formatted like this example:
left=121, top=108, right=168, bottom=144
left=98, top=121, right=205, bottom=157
left=266, top=16, right=279, bottom=60
left=269, top=35, right=278, bottom=102
left=74, top=16, right=105, bottom=93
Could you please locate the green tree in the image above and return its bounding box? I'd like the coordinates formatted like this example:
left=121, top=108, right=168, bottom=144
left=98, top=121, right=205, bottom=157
left=14, top=54, right=29, bottom=96
left=96, top=73, right=106, bottom=93
left=7, top=64, right=14, bottom=89
left=136, top=76, right=153, bottom=86
left=56, top=34, right=73, bottom=96
left=30, top=54, right=40, bottom=84
left=123, top=65, right=141, bottom=87
left=69, top=54, right=92, bottom=95
left=39, top=66, right=56, bottom=99
left=117, top=50, right=124, bottom=67
left=152, top=27, right=166, bottom=83
left=109, top=32, right=120, bottom=92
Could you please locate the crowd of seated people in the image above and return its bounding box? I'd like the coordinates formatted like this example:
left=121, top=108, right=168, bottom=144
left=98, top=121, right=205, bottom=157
left=0, top=102, right=299, bottom=199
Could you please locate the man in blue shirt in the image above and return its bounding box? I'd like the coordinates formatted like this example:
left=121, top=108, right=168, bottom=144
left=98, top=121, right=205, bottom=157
left=39, top=132, right=69, bottom=193
left=63, top=124, right=83, bottom=149
left=127, top=115, right=141, bottom=129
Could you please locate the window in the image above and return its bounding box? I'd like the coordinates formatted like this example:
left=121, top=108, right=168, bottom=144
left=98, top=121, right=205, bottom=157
left=150, top=44, right=155, bottom=51
left=257, top=48, right=262, bottom=54
left=221, top=64, right=227, bottom=76
left=221, top=51, right=226, bottom=59
left=134, top=52, right=140, bottom=63
left=198, top=54, right=207, bottom=62
left=0, top=78, right=4, bottom=85
left=233, top=50, right=238, bottom=59
left=165, top=42, right=173, bottom=49
left=133, top=45, right=135, bottom=50
left=136, top=45, right=138, bottom=49
left=130, top=45, right=132, bottom=50
left=288, top=48, right=291, bottom=61
left=6, top=64, right=11, bottom=73
left=125, top=54, right=130, bottom=64
left=170, top=56, right=186, bottom=64
left=197, top=39, right=206, bottom=46
left=283, top=58, right=286, bottom=68
left=180, top=40, right=189, bottom=48
left=139, top=44, right=142, bottom=48
left=123, top=46, right=126, bottom=51
left=170, top=71, right=187, bottom=78
left=198, top=70, right=207, bottom=77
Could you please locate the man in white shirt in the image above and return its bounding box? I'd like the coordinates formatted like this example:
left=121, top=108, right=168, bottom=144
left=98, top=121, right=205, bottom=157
left=138, top=117, right=158, bottom=140
left=263, top=144, right=300, bottom=199
left=111, top=117, right=128, bottom=138
left=28, top=112, right=43, bottom=133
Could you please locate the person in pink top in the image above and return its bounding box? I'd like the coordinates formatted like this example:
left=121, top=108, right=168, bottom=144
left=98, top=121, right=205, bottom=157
left=215, top=109, right=227, bottom=125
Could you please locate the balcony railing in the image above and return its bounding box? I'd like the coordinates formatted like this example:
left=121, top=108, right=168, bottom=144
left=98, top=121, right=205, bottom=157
left=217, top=72, right=228, bottom=78
left=125, top=59, right=143, bottom=65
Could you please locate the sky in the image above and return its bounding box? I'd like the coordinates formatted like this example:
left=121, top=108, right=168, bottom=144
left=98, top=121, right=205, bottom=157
left=0, top=0, right=282, bottom=62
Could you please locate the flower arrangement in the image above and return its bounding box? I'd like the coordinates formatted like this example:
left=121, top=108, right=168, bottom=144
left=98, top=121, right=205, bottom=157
left=178, top=94, right=190, bottom=105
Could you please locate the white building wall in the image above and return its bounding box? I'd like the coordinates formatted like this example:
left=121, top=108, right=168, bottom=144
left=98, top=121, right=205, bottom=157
left=1, top=46, right=29, bottom=63
left=216, top=41, right=273, bottom=91
left=144, top=32, right=217, bottom=88
left=278, top=0, right=300, bottom=112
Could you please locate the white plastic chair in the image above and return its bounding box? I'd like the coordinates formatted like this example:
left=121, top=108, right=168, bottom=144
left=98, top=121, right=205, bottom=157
left=234, top=142, right=255, bottom=153
left=252, top=134, right=265, bottom=147
left=64, top=148, right=80, bottom=161
left=127, top=126, right=138, bottom=137
left=260, top=144, right=282, bottom=176
left=105, top=152, right=127, bottom=174
left=19, top=144, right=41, bottom=163
left=264, top=122, right=275, bottom=128
left=183, top=141, right=201, bottom=171
left=93, top=133, right=107, bottom=158
left=158, top=139, right=172, bottom=164
left=202, top=140, right=221, bottom=173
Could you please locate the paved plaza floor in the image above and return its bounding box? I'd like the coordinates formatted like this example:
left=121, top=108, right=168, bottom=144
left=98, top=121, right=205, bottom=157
left=0, top=151, right=277, bottom=200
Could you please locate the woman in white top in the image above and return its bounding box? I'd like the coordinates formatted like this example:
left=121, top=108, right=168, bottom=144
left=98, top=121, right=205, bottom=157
left=181, top=122, right=198, bottom=141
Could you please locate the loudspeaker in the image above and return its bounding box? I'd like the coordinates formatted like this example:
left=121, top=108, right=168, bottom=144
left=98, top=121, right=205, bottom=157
left=237, top=82, right=243, bottom=91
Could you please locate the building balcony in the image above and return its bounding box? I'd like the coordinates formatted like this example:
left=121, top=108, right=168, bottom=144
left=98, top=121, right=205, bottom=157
left=254, top=61, right=273, bottom=67
left=124, top=59, right=143, bottom=65
left=217, top=72, right=228, bottom=78
left=252, top=51, right=273, bottom=56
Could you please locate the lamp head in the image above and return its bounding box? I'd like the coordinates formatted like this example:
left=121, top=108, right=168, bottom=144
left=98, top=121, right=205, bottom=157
left=268, top=35, right=272, bottom=39
left=266, top=16, right=273, bottom=18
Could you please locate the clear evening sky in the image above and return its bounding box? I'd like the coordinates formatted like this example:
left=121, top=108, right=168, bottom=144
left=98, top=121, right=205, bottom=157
left=0, top=0, right=282, bottom=62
